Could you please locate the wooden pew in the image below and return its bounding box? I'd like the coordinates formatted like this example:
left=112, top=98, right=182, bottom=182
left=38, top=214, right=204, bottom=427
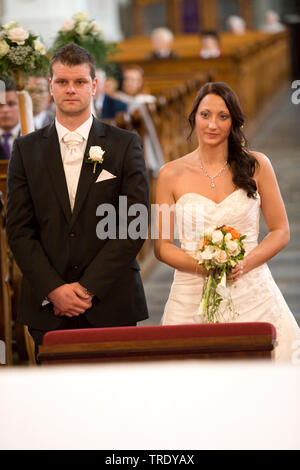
left=114, top=31, right=291, bottom=122
left=38, top=322, right=277, bottom=364
left=0, top=167, right=38, bottom=365
left=0, top=191, right=13, bottom=365
left=0, top=162, right=8, bottom=205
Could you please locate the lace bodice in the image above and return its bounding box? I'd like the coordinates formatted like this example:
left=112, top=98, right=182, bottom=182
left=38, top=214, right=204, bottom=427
left=175, top=189, right=260, bottom=255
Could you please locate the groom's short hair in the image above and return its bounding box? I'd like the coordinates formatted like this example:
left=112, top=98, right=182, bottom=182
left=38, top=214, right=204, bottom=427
left=50, top=43, right=96, bottom=79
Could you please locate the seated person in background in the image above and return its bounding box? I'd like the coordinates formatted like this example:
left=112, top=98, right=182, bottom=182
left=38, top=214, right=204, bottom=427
left=148, top=27, right=178, bottom=60
left=262, top=10, right=285, bottom=33
left=93, top=68, right=128, bottom=120
left=103, top=64, right=124, bottom=99
left=199, top=31, right=221, bottom=59
left=116, top=65, right=156, bottom=112
left=26, top=76, right=55, bottom=129
left=0, top=79, right=20, bottom=160
left=227, top=15, right=246, bottom=35
left=116, top=65, right=164, bottom=177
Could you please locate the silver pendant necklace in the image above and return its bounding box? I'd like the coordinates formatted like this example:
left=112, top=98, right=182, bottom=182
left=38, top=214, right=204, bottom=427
left=200, top=159, right=228, bottom=189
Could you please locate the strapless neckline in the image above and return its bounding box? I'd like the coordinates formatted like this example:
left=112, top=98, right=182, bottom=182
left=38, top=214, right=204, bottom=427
left=175, top=189, right=260, bottom=207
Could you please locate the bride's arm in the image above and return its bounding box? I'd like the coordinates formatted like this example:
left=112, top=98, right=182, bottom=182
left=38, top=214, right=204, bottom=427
left=154, top=164, right=204, bottom=275
left=232, top=152, right=290, bottom=280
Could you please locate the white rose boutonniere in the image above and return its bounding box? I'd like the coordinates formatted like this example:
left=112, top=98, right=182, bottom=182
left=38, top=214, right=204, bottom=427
left=87, top=145, right=105, bottom=173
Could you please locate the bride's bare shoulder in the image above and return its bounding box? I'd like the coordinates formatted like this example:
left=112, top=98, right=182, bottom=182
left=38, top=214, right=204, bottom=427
left=249, top=151, right=271, bottom=167
left=157, top=153, right=194, bottom=180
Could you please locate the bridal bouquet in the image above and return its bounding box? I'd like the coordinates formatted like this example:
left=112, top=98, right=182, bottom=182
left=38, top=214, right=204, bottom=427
left=195, top=225, right=246, bottom=323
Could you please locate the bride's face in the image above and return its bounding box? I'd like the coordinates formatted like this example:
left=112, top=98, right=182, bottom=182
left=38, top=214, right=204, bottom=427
left=195, top=93, right=232, bottom=145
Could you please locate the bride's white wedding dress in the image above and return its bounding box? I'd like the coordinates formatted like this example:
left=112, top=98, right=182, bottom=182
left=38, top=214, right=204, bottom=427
left=162, top=190, right=300, bottom=361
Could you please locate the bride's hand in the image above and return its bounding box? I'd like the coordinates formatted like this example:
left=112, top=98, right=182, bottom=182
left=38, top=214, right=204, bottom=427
left=231, top=259, right=247, bottom=282
left=195, top=263, right=213, bottom=277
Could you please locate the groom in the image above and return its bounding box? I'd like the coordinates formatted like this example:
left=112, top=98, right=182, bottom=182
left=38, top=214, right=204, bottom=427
left=6, top=44, right=149, bottom=352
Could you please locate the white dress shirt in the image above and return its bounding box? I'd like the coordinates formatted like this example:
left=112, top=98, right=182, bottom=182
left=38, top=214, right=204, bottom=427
left=55, top=115, right=93, bottom=211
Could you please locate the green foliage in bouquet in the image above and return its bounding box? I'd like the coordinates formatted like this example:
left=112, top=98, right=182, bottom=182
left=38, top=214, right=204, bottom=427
left=50, top=12, right=118, bottom=74
left=196, top=225, right=247, bottom=323
left=0, top=21, right=49, bottom=83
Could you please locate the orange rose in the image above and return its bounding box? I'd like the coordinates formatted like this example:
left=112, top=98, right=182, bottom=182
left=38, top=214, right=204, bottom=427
left=223, top=226, right=241, bottom=239
left=230, top=229, right=241, bottom=239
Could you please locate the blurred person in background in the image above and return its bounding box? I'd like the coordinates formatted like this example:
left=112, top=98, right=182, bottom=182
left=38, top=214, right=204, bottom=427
left=0, top=79, right=20, bottom=160
left=117, top=65, right=164, bottom=177
left=148, top=27, right=178, bottom=60
left=199, top=31, right=221, bottom=59
left=93, top=68, right=127, bottom=119
left=103, top=64, right=124, bottom=99
left=26, top=76, right=55, bottom=129
left=117, top=65, right=156, bottom=111
left=262, top=10, right=285, bottom=33
left=227, top=15, right=246, bottom=35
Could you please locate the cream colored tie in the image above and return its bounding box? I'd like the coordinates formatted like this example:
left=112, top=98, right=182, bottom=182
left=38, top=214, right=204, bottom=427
left=62, top=132, right=84, bottom=211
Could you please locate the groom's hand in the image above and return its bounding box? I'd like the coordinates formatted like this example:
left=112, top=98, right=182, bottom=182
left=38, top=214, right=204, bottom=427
left=48, top=283, right=93, bottom=317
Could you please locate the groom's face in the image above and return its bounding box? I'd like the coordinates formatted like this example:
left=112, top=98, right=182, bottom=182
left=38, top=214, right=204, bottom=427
left=49, top=62, right=97, bottom=116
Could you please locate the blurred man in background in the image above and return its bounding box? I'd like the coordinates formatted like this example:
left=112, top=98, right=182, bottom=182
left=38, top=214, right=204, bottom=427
left=26, top=76, right=55, bottom=130
left=149, top=27, right=178, bottom=60
left=0, top=79, right=20, bottom=160
left=93, top=68, right=127, bottom=119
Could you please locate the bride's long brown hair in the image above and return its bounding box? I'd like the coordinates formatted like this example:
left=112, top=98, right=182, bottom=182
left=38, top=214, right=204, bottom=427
left=188, top=82, right=259, bottom=199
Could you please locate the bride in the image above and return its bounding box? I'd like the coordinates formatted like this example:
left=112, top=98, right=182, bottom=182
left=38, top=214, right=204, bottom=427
left=154, top=81, right=300, bottom=362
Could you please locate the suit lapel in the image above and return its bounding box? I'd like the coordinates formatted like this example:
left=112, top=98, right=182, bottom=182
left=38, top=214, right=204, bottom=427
left=43, top=123, right=72, bottom=222
left=70, top=118, right=106, bottom=228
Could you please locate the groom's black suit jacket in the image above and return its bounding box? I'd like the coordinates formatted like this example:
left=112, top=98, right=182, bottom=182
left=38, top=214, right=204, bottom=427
left=6, top=117, right=149, bottom=330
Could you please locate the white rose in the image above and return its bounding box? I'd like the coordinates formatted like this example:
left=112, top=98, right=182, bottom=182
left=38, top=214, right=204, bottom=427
left=0, top=40, right=9, bottom=58
left=213, top=248, right=228, bottom=264
left=3, top=21, right=19, bottom=31
left=224, top=232, right=232, bottom=242
left=33, top=39, right=46, bottom=55
left=89, top=146, right=105, bottom=162
left=61, top=19, right=75, bottom=32
left=212, top=230, right=223, bottom=245
left=226, top=240, right=240, bottom=256
left=73, top=11, right=89, bottom=22
left=90, top=20, right=101, bottom=33
left=75, top=21, right=90, bottom=36
left=7, top=27, right=29, bottom=45
left=201, top=246, right=215, bottom=260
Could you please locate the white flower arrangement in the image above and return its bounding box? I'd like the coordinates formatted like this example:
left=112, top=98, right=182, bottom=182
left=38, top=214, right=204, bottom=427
left=50, top=11, right=117, bottom=71
left=0, top=21, right=48, bottom=85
